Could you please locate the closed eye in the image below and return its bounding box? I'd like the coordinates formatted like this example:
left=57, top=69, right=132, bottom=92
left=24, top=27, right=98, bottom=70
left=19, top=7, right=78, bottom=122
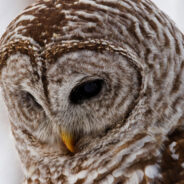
left=19, top=91, right=42, bottom=110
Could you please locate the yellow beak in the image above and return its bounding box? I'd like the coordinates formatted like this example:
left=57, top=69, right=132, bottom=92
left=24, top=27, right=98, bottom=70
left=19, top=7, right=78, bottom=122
left=61, top=130, right=75, bottom=153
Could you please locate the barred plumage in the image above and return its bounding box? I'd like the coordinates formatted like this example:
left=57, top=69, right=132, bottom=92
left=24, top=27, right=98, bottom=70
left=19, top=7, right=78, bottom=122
left=0, top=0, right=184, bottom=183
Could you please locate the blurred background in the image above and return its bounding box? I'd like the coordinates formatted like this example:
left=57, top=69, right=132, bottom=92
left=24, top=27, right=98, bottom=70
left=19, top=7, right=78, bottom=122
left=0, top=0, right=184, bottom=183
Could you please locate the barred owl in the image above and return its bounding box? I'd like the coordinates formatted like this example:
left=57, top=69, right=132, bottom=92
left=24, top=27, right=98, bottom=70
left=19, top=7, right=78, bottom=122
left=0, top=0, right=184, bottom=183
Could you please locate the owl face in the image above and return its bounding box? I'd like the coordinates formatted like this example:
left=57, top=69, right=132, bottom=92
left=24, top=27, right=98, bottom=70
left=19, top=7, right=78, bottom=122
left=1, top=48, right=140, bottom=152
left=1, top=0, right=184, bottom=183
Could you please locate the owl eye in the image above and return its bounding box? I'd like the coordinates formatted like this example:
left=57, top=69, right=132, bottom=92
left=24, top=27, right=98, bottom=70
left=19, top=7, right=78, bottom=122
left=69, top=79, right=104, bottom=104
left=20, top=91, right=42, bottom=109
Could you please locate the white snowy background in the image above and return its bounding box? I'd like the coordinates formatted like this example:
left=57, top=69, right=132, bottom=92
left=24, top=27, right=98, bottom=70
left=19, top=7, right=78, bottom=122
left=0, top=0, right=184, bottom=183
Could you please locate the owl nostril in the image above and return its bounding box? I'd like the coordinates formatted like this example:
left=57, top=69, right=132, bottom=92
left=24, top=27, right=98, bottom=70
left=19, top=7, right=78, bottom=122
left=69, top=79, right=104, bottom=104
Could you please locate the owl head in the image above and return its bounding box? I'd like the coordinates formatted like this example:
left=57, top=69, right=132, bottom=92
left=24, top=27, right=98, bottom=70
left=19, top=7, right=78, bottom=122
left=0, top=0, right=145, bottom=154
left=0, top=1, right=184, bottom=182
